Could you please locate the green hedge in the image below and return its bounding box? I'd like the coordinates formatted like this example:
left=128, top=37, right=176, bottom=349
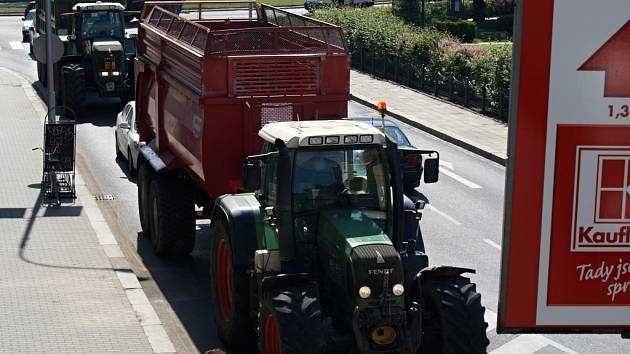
left=432, top=17, right=477, bottom=43
left=311, top=7, right=512, bottom=112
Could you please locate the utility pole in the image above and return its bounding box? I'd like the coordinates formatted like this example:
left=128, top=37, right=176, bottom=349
left=44, top=0, right=56, bottom=122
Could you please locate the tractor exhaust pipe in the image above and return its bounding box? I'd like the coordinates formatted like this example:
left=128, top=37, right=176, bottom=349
left=275, top=139, right=295, bottom=271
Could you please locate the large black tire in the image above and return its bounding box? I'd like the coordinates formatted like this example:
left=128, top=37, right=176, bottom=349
left=258, top=283, right=325, bottom=354
left=209, top=217, right=256, bottom=350
left=137, top=159, right=153, bottom=238
left=419, top=275, right=489, bottom=354
left=148, top=173, right=196, bottom=256
left=61, top=64, right=86, bottom=115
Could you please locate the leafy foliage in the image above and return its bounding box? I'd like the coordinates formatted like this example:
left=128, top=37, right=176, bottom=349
left=311, top=6, right=512, bottom=102
left=392, top=0, right=422, bottom=25
left=432, top=17, right=477, bottom=43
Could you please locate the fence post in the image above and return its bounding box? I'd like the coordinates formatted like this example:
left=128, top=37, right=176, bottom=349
left=464, top=81, right=470, bottom=107
left=433, top=71, right=439, bottom=96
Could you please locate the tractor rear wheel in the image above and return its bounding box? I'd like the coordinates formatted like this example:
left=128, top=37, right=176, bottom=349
left=61, top=64, right=86, bottom=115
left=258, top=283, right=325, bottom=354
left=148, top=173, right=195, bottom=256
left=209, top=217, right=256, bottom=349
left=137, top=158, right=153, bottom=238
left=419, top=275, right=489, bottom=354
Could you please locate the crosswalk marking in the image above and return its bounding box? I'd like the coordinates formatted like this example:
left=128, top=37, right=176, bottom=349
left=9, top=41, right=24, bottom=50
left=485, top=309, right=578, bottom=354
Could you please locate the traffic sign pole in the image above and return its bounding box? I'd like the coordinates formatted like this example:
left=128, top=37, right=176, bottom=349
left=44, top=0, right=55, bottom=122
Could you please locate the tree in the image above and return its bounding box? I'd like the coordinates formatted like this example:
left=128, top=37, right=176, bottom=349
left=393, top=0, right=422, bottom=25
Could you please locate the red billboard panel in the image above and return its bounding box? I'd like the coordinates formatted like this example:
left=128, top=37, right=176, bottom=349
left=500, top=0, right=630, bottom=332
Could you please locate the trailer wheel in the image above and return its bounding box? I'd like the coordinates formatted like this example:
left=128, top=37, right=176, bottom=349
left=137, top=158, right=154, bottom=238
left=258, top=283, right=325, bottom=354
left=61, top=64, right=86, bottom=115
left=148, top=173, right=196, bottom=256
left=419, top=275, right=489, bottom=354
left=209, top=217, right=256, bottom=349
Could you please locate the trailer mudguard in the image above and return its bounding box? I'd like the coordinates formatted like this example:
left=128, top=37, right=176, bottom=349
left=212, top=194, right=261, bottom=266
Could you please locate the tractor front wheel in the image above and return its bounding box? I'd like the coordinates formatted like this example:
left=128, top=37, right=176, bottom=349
left=258, top=283, right=325, bottom=354
left=209, top=217, right=256, bottom=349
left=148, top=173, right=195, bottom=256
left=419, top=275, right=489, bottom=354
left=61, top=64, right=86, bottom=115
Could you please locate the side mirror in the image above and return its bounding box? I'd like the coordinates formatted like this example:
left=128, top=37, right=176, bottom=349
left=423, top=155, right=439, bottom=184
left=21, top=17, right=25, bottom=21
left=118, top=121, right=130, bottom=130
left=242, top=163, right=261, bottom=191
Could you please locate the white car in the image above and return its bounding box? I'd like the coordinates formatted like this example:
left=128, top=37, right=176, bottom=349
left=22, top=9, right=36, bottom=42
left=115, top=101, right=140, bottom=176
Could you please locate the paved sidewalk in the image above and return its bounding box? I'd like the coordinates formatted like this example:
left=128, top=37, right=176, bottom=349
left=350, top=70, right=508, bottom=164
left=0, top=69, right=171, bottom=353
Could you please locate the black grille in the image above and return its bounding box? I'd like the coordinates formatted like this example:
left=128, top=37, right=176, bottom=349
left=351, top=244, right=403, bottom=298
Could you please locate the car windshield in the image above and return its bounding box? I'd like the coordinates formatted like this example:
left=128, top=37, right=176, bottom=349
left=26, top=10, right=36, bottom=21
left=292, top=147, right=389, bottom=214
left=384, top=126, right=411, bottom=147
left=81, top=11, right=123, bottom=38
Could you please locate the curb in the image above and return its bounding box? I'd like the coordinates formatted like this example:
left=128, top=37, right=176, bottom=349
left=350, top=93, right=508, bottom=166
left=5, top=67, right=177, bottom=354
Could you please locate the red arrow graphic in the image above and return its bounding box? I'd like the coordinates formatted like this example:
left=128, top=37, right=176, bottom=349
left=579, top=19, right=630, bottom=97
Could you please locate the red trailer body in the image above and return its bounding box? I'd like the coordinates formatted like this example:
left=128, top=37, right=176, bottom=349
left=135, top=3, right=350, bottom=200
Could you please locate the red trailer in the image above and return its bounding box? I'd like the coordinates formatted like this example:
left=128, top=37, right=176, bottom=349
left=134, top=1, right=351, bottom=255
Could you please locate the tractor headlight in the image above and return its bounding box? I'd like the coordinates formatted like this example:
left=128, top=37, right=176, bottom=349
left=111, top=71, right=121, bottom=77
left=392, top=283, right=404, bottom=296
left=99, top=71, right=109, bottom=77
left=358, top=286, right=371, bottom=299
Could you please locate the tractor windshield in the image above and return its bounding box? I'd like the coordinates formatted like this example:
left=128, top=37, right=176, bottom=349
left=292, top=147, right=390, bottom=215
left=80, top=11, right=123, bottom=39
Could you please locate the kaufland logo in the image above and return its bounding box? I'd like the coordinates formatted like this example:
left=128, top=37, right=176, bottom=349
left=572, top=146, right=630, bottom=252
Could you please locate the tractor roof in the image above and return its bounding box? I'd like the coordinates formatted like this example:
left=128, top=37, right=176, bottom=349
left=73, top=2, right=125, bottom=11
left=259, top=120, right=386, bottom=148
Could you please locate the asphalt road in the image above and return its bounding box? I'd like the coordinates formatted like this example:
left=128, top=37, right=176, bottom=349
left=1, top=14, right=628, bottom=354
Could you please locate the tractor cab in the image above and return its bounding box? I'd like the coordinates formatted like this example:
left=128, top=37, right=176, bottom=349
left=243, top=120, right=426, bottom=352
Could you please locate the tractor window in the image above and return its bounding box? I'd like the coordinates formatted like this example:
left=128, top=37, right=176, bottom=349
left=262, top=144, right=278, bottom=205
left=292, top=147, right=389, bottom=214
left=80, top=11, right=123, bottom=38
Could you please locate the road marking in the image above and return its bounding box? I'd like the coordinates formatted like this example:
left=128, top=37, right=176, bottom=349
left=439, top=159, right=454, bottom=170
left=484, top=238, right=502, bottom=250
left=9, top=41, right=23, bottom=50
left=425, top=204, right=461, bottom=225
left=489, top=334, right=578, bottom=354
left=440, top=167, right=483, bottom=189
left=485, top=309, right=497, bottom=333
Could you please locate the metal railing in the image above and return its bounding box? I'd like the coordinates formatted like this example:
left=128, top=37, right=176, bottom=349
left=352, top=47, right=510, bottom=121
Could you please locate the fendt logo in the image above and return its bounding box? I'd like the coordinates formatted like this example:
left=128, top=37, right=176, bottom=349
left=572, top=146, right=630, bottom=251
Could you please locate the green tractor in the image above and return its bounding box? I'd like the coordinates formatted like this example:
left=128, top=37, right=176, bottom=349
left=39, top=1, right=135, bottom=113
left=209, top=120, right=489, bottom=353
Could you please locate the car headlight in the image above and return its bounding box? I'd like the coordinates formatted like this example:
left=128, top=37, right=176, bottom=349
left=358, top=286, right=371, bottom=299
left=111, top=71, right=121, bottom=77
left=99, top=72, right=109, bottom=77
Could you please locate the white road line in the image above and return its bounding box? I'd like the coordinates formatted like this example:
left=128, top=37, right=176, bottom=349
left=484, top=238, right=502, bottom=250
left=489, top=334, right=579, bottom=354
left=440, top=168, right=483, bottom=189
left=425, top=204, right=461, bottom=225
left=439, top=159, right=454, bottom=170
left=485, top=309, right=497, bottom=333
left=9, top=41, right=23, bottom=50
